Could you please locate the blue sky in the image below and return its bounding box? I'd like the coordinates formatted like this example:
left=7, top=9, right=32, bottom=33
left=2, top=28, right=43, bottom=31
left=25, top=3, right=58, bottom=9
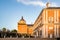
left=0, top=0, right=60, bottom=30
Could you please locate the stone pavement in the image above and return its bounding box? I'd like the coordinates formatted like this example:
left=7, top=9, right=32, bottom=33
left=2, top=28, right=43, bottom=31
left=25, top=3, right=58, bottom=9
left=0, top=38, right=57, bottom=40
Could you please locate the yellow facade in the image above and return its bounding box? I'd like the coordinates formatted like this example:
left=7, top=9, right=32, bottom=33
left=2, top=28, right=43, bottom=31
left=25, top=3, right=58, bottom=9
left=18, top=16, right=33, bottom=35
left=28, top=27, right=33, bottom=35
left=18, top=24, right=27, bottom=34
left=17, top=7, right=60, bottom=38
left=33, top=7, right=60, bottom=38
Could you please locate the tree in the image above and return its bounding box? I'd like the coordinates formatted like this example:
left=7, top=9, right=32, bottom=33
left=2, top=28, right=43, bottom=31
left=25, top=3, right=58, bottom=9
left=11, top=29, right=17, bottom=33
left=2, top=28, right=6, bottom=32
left=2, top=28, right=7, bottom=38
left=11, top=29, right=17, bottom=37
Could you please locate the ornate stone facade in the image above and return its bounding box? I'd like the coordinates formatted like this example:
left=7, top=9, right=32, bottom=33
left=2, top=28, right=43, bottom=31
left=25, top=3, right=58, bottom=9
left=33, top=7, right=60, bottom=38
left=18, top=16, right=33, bottom=35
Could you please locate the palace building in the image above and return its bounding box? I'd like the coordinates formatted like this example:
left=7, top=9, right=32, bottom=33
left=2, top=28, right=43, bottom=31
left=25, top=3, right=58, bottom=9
left=18, top=16, right=33, bottom=35
left=17, top=2, right=60, bottom=38
left=33, top=3, right=60, bottom=38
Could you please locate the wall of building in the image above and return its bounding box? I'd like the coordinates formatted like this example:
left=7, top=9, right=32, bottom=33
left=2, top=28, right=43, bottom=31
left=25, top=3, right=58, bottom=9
left=42, top=9, right=60, bottom=38
left=33, top=8, right=60, bottom=38
left=18, top=24, right=28, bottom=34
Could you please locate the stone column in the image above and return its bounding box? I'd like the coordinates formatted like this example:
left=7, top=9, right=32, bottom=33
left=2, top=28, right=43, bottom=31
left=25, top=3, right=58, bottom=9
left=46, top=25, right=48, bottom=38
left=54, top=25, right=57, bottom=38
left=22, top=36, right=24, bottom=38
left=50, top=34, right=53, bottom=38
left=56, top=10, right=59, bottom=38
left=42, top=25, right=46, bottom=38
left=56, top=25, right=59, bottom=38
left=36, top=31, right=38, bottom=37
left=45, top=10, right=48, bottom=38
left=17, top=36, right=18, bottom=38
left=38, top=30, right=40, bottom=37
left=54, top=10, right=57, bottom=38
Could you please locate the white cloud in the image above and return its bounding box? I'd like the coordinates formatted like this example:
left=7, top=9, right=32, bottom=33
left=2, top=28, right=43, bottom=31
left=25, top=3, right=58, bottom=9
left=16, top=0, right=58, bottom=7
left=50, top=3, right=58, bottom=7
left=17, top=0, right=46, bottom=7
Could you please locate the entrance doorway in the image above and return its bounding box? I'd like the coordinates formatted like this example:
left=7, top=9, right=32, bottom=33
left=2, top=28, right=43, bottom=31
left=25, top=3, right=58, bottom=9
left=48, top=34, right=54, bottom=38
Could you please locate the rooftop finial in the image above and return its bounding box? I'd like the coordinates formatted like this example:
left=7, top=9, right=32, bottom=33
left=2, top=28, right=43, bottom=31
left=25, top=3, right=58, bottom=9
left=22, top=16, right=23, bottom=20
left=20, top=16, right=25, bottom=21
left=46, top=0, right=50, bottom=8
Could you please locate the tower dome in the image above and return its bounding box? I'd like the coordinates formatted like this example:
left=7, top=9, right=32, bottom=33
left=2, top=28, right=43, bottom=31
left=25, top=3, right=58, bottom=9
left=18, top=16, right=26, bottom=25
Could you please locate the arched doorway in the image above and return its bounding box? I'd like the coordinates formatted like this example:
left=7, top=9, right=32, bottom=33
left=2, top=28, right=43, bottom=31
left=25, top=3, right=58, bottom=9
left=48, top=28, right=54, bottom=38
